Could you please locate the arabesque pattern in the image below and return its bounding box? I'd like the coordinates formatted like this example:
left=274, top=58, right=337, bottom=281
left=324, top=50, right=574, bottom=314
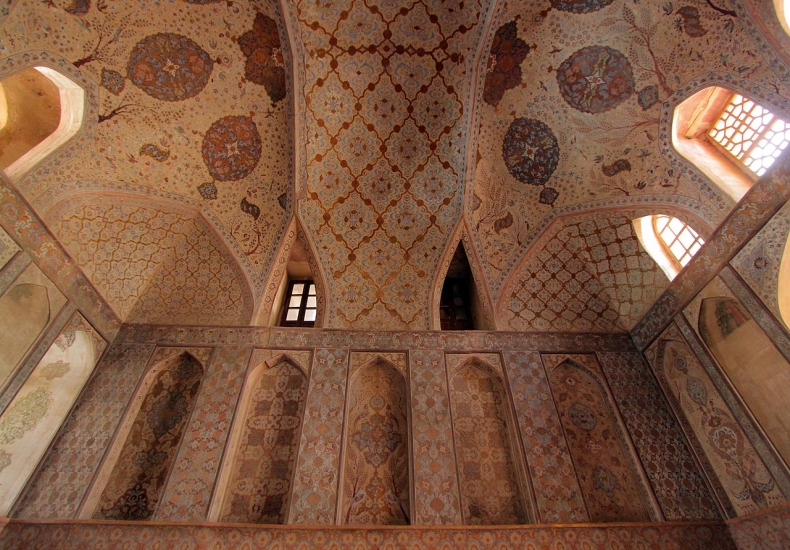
left=296, top=0, right=489, bottom=329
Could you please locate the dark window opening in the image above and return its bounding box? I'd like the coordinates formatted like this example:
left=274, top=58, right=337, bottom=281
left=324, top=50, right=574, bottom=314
left=280, top=280, right=317, bottom=327
left=440, top=244, right=476, bottom=330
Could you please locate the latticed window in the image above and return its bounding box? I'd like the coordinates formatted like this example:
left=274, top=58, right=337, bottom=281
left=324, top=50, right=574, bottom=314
left=653, top=215, right=705, bottom=268
left=708, top=93, right=790, bottom=177
left=280, top=280, right=316, bottom=327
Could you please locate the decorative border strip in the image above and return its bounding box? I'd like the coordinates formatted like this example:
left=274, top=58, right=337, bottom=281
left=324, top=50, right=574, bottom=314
left=0, top=251, right=31, bottom=296
left=115, top=324, right=636, bottom=352
left=0, top=518, right=736, bottom=549
left=718, top=265, right=790, bottom=363
left=675, top=314, right=790, bottom=496
left=631, top=154, right=790, bottom=350
left=0, top=174, right=121, bottom=340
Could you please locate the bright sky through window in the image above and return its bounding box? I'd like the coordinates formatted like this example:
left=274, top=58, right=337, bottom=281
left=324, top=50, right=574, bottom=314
left=708, top=94, right=790, bottom=177
left=654, top=215, right=705, bottom=267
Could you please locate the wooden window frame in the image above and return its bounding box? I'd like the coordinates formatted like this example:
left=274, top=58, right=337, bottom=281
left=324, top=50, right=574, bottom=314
left=652, top=215, right=705, bottom=271
left=280, top=280, right=317, bottom=328
left=707, top=92, right=790, bottom=180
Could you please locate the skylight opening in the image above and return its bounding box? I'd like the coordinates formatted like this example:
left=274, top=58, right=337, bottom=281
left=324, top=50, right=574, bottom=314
left=708, top=93, right=790, bottom=177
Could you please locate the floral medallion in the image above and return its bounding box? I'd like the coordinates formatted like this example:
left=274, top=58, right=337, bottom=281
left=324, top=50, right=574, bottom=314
left=101, top=69, right=125, bottom=95
left=557, top=46, right=634, bottom=114
left=127, top=33, right=213, bottom=101
left=238, top=13, right=286, bottom=103
left=502, top=118, right=560, bottom=185
left=202, top=116, right=262, bottom=181
left=551, top=0, right=614, bottom=14
left=484, top=21, right=530, bottom=107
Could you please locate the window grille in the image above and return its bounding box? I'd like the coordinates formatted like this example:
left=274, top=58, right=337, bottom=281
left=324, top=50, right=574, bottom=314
left=708, top=93, right=790, bottom=177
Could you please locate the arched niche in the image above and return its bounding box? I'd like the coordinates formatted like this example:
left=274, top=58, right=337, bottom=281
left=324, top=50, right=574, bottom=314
left=0, top=66, right=84, bottom=182
left=546, top=358, right=651, bottom=522
left=91, top=353, right=204, bottom=521
left=215, top=357, right=308, bottom=524
left=699, top=297, right=790, bottom=466
left=0, top=319, right=99, bottom=515
left=340, top=359, right=410, bottom=525
left=433, top=237, right=493, bottom=331
left=0, top=283, right=50, bottom=392
left=448, top=359, right=527, bottom=525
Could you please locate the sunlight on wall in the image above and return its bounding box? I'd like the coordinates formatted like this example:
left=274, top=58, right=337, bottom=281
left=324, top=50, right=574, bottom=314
left=0, top=327, right=96, bottom=515
left=2, top=67, right=84, bottom=181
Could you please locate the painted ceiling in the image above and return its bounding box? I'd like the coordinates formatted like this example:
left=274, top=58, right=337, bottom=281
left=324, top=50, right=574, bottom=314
left=1, top=0, right=790, bottom=329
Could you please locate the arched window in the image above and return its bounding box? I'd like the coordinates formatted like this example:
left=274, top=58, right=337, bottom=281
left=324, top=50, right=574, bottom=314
left=633, top=215, right=705, bottom=281
left=673, top=87, right=790, bottom=201
left=775, top=0, right=790, bottom=36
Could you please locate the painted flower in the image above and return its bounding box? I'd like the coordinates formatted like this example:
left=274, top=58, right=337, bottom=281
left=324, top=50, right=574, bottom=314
left=202, top=116, right=262, bottom=181
left=238, top=13, right=287, bottom=103
left=557, top=46, right=634, bottom=114
left=483, top=21, right=530, bottom=106
left=127, top=33, right=213, bottom=101
left=502, top=118, right=560, bottom=185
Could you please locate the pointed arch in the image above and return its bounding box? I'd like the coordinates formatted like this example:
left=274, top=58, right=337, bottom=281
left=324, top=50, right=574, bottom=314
left=341, top=357, right=411, bottom=525
left=448, top=356, right=528, bottom=525
left=431, top=221, right=497, bottom=330
left=545, top=357, right=652, bottom=522
left=83, top=351, right=205, bottom=521
left=213, top=356, right=308, bottom=524
left=256, top=215, right=328, bottom=327
left=662, top=73, right=790, bottom=209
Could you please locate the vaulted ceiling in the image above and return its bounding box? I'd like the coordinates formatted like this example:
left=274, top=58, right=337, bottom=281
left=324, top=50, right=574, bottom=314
left=2, top=0, right=789, bottom=330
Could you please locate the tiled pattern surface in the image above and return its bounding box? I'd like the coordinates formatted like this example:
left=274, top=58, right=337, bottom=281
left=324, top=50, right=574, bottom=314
left=449, top=361, right=527, bottom=525
left=220, top=360, right=307, bottom=524
left=500, top=213, right=668, bottom=332
left=96, top=355, right=203, bottom=520
left=295, top=0, right=489, bottom=329
left=341, top=362, right=410, bottom=525
left=155, top=347, right=252, bottom=522
left=50, top=196, right=252, bottom=325
left=13, top=343, right=155, bottom=519
left=597, top=351, right=720, bottom=520
left=288, top=348, right=349, bottom=524
left=727, top=502, right=790, bottom=550
left=0, top=224, right=19, bottom=270
left=0, top=519, right=737, bottom=549
left=544, top=354, right=651, bottom=522
left=502, top=351, right=587, bottom=523
left=0, top=1, right=292, bottom=299
left=408, top=349, right=462, bottom=525
left=645, top=323, right=786, bottom=516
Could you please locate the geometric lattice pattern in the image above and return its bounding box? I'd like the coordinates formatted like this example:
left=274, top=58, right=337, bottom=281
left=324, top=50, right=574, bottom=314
left=709, top=93, right=790, bottom=177
left=502, top=214, right=669, bottom=332
left=297, top=0, right=486, bottom=329
left=51, top=198, right=251, bottom=325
